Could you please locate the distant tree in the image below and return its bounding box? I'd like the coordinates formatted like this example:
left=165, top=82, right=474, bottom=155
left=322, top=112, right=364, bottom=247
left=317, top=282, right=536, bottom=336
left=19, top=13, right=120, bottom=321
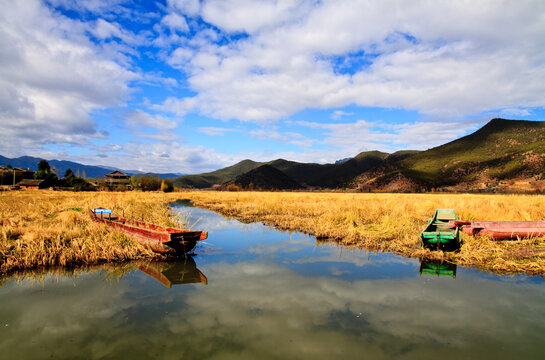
left=5, top=164, right=12, bottom=169
left=226, top=184, right=242, bottom=191
left=140, top=175, right=161, bottom=191
left=130, top=176, right=140, bottom=189
left=81, top=170, right=87, bottom=178
left=38, top=160, right=50, bottom=172
left=161, top=179, right=174, bottom=193
left=64, top=169, right=74, bottom=178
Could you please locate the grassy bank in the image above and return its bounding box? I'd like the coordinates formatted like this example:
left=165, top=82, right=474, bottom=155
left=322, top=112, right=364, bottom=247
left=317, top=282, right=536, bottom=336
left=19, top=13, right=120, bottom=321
left=2, top=190, right=545, bottom=276
left=180, top=191, right=545, bottom=276
left=0, top=191, right=181, bottom=273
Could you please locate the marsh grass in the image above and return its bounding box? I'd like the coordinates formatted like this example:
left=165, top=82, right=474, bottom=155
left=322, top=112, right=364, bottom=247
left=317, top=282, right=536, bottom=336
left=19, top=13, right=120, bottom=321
left=2, top=190, right=545, bottom=276
left=181, top=191, right=545, bottom=276
left=0, top=191, right=181, bottom=273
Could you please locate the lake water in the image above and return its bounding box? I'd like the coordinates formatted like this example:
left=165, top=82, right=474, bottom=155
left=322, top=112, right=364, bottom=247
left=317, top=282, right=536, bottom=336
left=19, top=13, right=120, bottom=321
left=1, top=203, right=544, bottom=359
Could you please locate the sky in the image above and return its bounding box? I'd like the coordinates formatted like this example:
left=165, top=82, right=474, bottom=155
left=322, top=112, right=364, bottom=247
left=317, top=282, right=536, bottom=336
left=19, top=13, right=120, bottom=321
left=1, top=0, right=545, bottom=174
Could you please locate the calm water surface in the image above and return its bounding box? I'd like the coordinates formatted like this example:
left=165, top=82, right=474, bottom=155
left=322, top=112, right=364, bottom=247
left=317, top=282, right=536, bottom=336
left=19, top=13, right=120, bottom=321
left=1, top=203, right=544, bottom=359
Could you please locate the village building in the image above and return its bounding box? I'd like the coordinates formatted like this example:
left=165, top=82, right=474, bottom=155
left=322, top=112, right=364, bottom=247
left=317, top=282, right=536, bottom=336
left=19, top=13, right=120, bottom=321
left=17, top=179, right=47, bottom=190
left=104, top=170, right=131, bottom=189
left=1, top=166, right=35, bottom=186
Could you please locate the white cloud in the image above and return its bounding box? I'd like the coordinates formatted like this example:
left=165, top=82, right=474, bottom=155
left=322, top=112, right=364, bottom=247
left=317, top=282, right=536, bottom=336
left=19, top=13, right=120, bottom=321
left=201, top=0, right=312, bottom=34
left=124, top=110, right=178, bottom=131
left=160, top=13, right=189, bottom=33
left=331, top=110, right=353, bottom=120
left=92, top=19, right=149, bottom=46
left=500, top=108, right=532, bottom=117
left=160, top=0, right=545, bottom=122
left=296, top=119, right=393, bottom=153
left=197, top=127, right=237, bottom=136
left=0, top=0, right=136, bottom=156
left=250, top=129, right=316, bottom=147
left=167, top=0, right=201, bottom=17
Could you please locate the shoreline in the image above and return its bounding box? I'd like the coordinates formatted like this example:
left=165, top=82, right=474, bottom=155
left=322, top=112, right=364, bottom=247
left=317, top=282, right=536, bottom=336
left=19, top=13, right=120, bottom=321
left=180, top=191, right=545, bottom=276
left=1, top=190, right=544, bottom=277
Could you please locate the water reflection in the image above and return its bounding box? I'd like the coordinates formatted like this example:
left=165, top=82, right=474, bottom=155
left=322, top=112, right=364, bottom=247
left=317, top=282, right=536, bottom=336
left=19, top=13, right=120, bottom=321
left=0, top=204, right=544, bottom=359
left=138, top=257, right=207, bottom=288
left=0, top=257, right=207, bottom=290
left=172, top=198, right=195, bottom=207
left=419, top=260, right=457, bottom=278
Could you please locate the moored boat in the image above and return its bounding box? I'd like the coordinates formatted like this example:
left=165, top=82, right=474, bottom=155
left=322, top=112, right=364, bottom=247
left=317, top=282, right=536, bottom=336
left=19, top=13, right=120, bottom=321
left=448, top=220, right=545, bottom=240
left=90, top=208, right=207, bottom=254
left=421, top=209, right=462, bottom=250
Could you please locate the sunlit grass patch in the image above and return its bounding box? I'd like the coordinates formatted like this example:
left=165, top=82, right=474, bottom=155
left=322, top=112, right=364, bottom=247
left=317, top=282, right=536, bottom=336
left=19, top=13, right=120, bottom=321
left=181, top=191, right=545, bottom=276
left=0, top=190, right=181, bottom=273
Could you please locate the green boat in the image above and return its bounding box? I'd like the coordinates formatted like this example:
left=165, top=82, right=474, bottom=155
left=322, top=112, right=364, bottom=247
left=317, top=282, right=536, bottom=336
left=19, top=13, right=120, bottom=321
left=421, top=209, right=461, bottom=251
left=419, top=260, right=457, bottom=278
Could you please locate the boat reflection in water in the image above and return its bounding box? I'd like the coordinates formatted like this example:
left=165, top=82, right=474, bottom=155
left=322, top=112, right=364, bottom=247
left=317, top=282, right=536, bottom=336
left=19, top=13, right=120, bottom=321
left=138, top=256, right=207, bottom=288
left=419, top=260, right=457, bottom=278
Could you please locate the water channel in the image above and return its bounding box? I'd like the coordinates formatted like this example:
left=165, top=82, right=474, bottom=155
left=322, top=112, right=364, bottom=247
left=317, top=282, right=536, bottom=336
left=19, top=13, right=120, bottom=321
left=1, top=203, right=544, bottom=359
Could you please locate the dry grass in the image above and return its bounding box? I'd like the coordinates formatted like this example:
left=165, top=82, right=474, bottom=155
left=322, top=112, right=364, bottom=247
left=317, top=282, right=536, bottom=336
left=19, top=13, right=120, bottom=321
left=180, top=191, right=545, bottom=276
left=2, top=190, right=545, bottom=276
left=0, top=191, right=181, bottom=273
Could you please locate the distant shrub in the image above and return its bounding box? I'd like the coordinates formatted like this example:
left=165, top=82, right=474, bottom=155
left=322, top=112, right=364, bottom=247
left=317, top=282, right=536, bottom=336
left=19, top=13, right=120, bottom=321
left=161, top=179, right=174, bottom=193
left=139, top=175, right=161, bottom=191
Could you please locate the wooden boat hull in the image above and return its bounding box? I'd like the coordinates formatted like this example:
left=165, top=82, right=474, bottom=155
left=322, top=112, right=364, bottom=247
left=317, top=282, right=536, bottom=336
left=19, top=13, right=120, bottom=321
left=89, top=209, right=207, bottom=254
left=421, top=209, right=461, bottom=251
left=449, top=220, right=545, bottom=240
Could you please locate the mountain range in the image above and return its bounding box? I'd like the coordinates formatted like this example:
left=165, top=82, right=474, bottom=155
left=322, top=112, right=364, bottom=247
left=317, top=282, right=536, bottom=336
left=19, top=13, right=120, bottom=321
left=3, top=118, right=544, bottom=192
left=172, top=118, right=545, bottom=192
left=0, top=155, right=183, bottom=179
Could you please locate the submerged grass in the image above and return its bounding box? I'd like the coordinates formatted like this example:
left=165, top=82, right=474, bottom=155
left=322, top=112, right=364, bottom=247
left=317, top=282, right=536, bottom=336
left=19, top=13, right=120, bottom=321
left=180, top=191, right=545, bottom=276
left=0, top=191, right=181, bottom=273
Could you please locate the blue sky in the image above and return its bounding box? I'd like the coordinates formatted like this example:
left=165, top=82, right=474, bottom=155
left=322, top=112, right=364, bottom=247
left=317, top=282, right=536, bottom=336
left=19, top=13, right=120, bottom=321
left=1, top=0, right=545, bottom=174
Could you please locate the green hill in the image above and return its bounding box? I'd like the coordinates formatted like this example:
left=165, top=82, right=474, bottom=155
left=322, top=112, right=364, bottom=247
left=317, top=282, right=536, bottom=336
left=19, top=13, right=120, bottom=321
left=173, top=118, right=545, bottom=191
left=403, top=118, right=545, bottom=183
left=352, top=118, right=545, bottom=190
left=173, top=151, right=402, bottom=188
left=224, top=165, right=302, bottom=190
left=172, top=159, right=262, bottom=188
left=265, top=151, right=388, bottom=187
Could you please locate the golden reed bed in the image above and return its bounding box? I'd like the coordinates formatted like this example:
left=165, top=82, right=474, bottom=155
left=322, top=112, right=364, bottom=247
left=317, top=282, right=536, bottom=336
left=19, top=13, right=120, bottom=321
left=182, top=191, right=545, bottom=276
left=0, top=191, right=181, bottom=273
left=1, top=190, right=544, bottom=276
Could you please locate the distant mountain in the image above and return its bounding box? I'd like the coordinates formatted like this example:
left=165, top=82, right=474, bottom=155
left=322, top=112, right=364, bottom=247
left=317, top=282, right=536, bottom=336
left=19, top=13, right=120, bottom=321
left=0, top=155, right=183, bottom=179
left=172, top=150, right=414, bottom=189
left=133, top=172, right=186, bottom=179
left=6, top=118, right=543, bottom=192
left=173, top=118, right=545, bottom=192
left=335, top=157, right=352, bottom=164
left=223, top=165, right=303, bottom=190
left=172, top=159, right=263, bottom=188
left=267, top=151, right=391, bottom=188
left=351, top=118, right=545, bottom=191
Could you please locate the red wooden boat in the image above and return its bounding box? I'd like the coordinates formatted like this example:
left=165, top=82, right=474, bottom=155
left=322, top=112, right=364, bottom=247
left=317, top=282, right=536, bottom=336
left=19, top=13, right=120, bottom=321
left=448, top=220, right=545, bottom=240
left=90, top=208, right=207, bottom=253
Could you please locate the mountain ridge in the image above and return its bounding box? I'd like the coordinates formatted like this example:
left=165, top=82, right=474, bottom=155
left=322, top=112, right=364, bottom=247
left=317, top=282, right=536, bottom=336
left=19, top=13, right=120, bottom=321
left=4, top=118, right=544, bottom=192
left=0, top=155, right=183, bottom=179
